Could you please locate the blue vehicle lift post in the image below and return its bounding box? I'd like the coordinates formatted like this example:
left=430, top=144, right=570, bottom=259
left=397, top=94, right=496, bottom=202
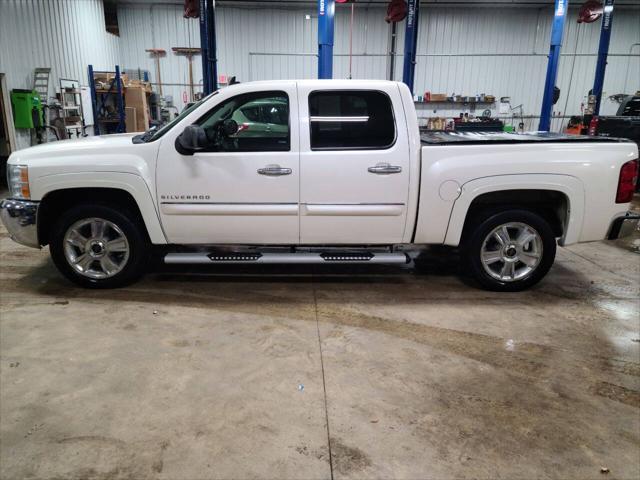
left=592, top=0, right=615, bottom=115
left=318, top=0, right=335, bottom=79
left=402, top=0, right=420, bottom=94
left=199, top=0, right=218, bottom=94
left=539, top=0, right=569, bottom=132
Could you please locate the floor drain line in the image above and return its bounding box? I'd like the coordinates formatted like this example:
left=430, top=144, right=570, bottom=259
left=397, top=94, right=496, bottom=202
left=313, top=281, right=334, bottom=480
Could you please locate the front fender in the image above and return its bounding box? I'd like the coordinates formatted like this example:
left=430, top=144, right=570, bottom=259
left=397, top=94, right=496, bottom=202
left=443, top=174, right=585, bottom=247
left=31, top=172, right=167, bottom=244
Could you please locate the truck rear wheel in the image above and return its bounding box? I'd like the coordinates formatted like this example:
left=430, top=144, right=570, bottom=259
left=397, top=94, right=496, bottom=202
left=49, top=204, right=149, bottom=288
left=464, top=209, right=556, bottom=292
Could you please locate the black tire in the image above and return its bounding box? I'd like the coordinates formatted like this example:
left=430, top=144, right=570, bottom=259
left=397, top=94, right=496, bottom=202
left=49, top=204, right=149, bottom=288
left=463, top=209, right=557, bottom=292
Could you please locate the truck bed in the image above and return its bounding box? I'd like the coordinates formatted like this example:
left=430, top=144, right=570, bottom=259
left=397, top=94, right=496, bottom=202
left=421, top=131, right=632, bottom=146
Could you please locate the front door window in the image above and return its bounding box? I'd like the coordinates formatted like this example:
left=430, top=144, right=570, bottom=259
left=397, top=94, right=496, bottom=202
left=197, top=91, right=290, bottom=152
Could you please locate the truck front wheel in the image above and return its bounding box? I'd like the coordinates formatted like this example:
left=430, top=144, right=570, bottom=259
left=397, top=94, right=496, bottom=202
left=464, top=209, right=557, bottom=292
left=49, top=204, right=149, bottom=288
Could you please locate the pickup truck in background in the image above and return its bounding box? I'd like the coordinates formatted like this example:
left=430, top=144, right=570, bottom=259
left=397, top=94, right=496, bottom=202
left=1, top=80, right=639, bottom=291
left=586, top=95, right=640, bottom=189
left=567, top=95, right=640, bottom=188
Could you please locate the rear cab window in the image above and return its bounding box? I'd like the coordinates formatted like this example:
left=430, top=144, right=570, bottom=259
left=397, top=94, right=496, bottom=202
left=308, top=90, right=396, bottom=150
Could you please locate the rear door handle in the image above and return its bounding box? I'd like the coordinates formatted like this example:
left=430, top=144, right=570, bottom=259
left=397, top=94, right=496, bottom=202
left=257, top=164, right=292, bottom=176
left=368, top=163, right=402, bottom=174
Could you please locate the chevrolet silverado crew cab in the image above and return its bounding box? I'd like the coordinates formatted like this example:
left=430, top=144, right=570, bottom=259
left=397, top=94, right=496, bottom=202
left=2, top=80, right=639, bottom=291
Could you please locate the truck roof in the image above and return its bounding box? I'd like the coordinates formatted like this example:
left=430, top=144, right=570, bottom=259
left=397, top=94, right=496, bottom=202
left=223, top=79, right=405, bottom=89
left=263, top=79, right=402, bottom=85
left=420, top=131, right=633, bottom=146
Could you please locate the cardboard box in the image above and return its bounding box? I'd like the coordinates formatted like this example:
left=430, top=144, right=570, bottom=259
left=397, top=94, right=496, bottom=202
left=93, top=72, right=129, bottom=88
left=124, top=87, right=149, bottom=131
left=129, top=79, right=153, bottom=93
left=125, top=106, right=138, bottom=132
left=430, top=93, right=448, bottom=102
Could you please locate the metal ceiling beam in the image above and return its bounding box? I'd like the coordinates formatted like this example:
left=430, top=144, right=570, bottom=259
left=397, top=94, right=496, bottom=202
left=592, top=0, right=615, bottom=115
left=318, top=0, right=335, bottom=79
left=402, top=0, right=420, bottom=94
left=209, top=0, right=639, bottom=5
left=539, top=0, right=568, bottom=131
left=199, top=0, right=218, bottom=94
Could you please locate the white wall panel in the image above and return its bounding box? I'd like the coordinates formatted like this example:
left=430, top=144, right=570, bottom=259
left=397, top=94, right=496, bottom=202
left=117, top=3, right=201, bottom=109
left=407, top=5, right=640, bottom=129
left=117, top=3, right=638, bottom=129
left=1, top=1, right=638, bottom=147
left=0, top=0, right=120, bottom=149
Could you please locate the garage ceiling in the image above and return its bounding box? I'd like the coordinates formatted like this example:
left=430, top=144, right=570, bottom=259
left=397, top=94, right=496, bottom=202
left=118, top=0, right=640, bottom=6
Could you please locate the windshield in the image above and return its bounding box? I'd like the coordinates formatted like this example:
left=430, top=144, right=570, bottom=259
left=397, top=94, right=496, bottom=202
left=133, top=91, right=219, bottom=143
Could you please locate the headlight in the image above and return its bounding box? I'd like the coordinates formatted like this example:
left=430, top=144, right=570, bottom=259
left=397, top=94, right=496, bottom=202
left=8, top=165, right=30, bottom=199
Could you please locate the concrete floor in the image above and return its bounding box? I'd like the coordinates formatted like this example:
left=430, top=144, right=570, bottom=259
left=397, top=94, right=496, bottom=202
left=1, top=199, right=639, bottom=480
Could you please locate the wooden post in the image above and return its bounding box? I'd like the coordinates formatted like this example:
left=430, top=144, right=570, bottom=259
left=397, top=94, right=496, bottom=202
left=145, top=49, right=166, bottom=96
left=172, top=47, right=202, bottom=102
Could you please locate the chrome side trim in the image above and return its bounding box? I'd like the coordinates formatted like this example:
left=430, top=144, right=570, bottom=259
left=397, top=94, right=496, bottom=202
left=368, top=163, right=403, bottom=174
left=165, top=252, right=409, bottom=264
left=310, top=116, right=369, bottom=122
left=161, top=203, right=299, bottom=216
left=257, top=165, right=292, bottom=176
left=0, top=198, right=40, bottom=248
left=302, top=204, right=405, bottom=216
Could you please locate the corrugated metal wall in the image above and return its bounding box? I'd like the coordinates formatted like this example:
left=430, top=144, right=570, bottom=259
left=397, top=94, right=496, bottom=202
left=117, top=4, right=201, bottom=110
left=118, top=3, right=639, bottom=131
left=0, top=0, right=120, bottom=149
left=408, top=6, right=640, bottom=130
left=0, top=1, right=638, bottom=148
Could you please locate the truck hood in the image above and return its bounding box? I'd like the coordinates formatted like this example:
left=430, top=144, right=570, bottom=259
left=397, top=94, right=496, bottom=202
left=7, top=133, right=160, bottom=183
left=8, top=133, right=140, bottom=164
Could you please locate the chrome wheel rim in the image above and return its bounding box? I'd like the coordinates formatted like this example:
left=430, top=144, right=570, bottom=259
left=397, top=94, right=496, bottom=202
left=63, top=218, right=130, bottom=279
left=480, top=222, right=543, bottom=283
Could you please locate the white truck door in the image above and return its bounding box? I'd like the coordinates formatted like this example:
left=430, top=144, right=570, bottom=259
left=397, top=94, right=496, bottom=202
left=156, top=83, right=299, bottom=244
left=297, top=84, right=411, bottom=244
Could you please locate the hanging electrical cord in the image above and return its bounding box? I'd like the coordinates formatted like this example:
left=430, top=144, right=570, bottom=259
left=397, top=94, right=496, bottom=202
left=560, top=22, right=582, bottom=132
left=348, top=2, right=355, bottom=79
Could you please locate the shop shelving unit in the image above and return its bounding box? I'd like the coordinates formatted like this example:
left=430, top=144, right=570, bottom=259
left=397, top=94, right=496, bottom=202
left=59, top=78, right=85, bottom=138
left=88, top=64, right=125, bottom=135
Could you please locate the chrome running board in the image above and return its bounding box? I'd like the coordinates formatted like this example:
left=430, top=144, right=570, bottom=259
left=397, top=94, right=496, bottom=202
left=164, top=251, right=410, bottom=265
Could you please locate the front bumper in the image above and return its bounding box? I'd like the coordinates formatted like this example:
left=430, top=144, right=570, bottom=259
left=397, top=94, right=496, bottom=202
left=0, top=198, right=40, bottom=248
left=608, top=211, right=640, bottom=240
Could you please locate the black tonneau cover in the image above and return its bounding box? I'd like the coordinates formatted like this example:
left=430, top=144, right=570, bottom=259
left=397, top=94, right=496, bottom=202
left=421, top=131, right=631, bottom=146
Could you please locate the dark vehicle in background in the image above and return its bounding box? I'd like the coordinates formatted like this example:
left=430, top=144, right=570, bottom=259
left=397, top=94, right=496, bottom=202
left=587, top=95, right=640, bottom=141
left=567, top=95, right=640, bottom=190
left=589, top=95, right=640, bottom=190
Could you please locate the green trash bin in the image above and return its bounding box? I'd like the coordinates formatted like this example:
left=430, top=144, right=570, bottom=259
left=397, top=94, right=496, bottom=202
left=11, top=89, right=43, bottom=129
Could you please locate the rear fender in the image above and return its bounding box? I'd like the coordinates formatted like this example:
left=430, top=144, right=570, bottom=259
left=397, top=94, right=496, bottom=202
left=444, top=174, right=584, bottom=247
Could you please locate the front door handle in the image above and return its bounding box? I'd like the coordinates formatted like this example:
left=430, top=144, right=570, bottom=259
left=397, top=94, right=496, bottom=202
left=368, top=163, right=402, bottom=174
left=257, top=164, right=292, bottom=176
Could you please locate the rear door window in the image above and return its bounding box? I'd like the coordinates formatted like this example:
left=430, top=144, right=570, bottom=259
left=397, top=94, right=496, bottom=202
left=308, top=90, right=396, bottom=150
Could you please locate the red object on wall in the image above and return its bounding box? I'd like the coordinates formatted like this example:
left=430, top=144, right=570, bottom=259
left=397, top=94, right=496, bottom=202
left=184, top=0, right=199, bottom=18
left=385, top=0, right=407, bottom=23
left=577, top=1, right=603, bottom=23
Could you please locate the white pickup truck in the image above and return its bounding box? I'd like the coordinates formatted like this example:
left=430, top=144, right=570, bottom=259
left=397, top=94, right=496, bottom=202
left=2, top=80, right=639, bottom=291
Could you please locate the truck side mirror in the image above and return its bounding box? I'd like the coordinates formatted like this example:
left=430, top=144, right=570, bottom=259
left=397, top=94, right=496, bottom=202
left=175, top=125, right=208, bottom=155
left=222, top=119, right=238, bottom=137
